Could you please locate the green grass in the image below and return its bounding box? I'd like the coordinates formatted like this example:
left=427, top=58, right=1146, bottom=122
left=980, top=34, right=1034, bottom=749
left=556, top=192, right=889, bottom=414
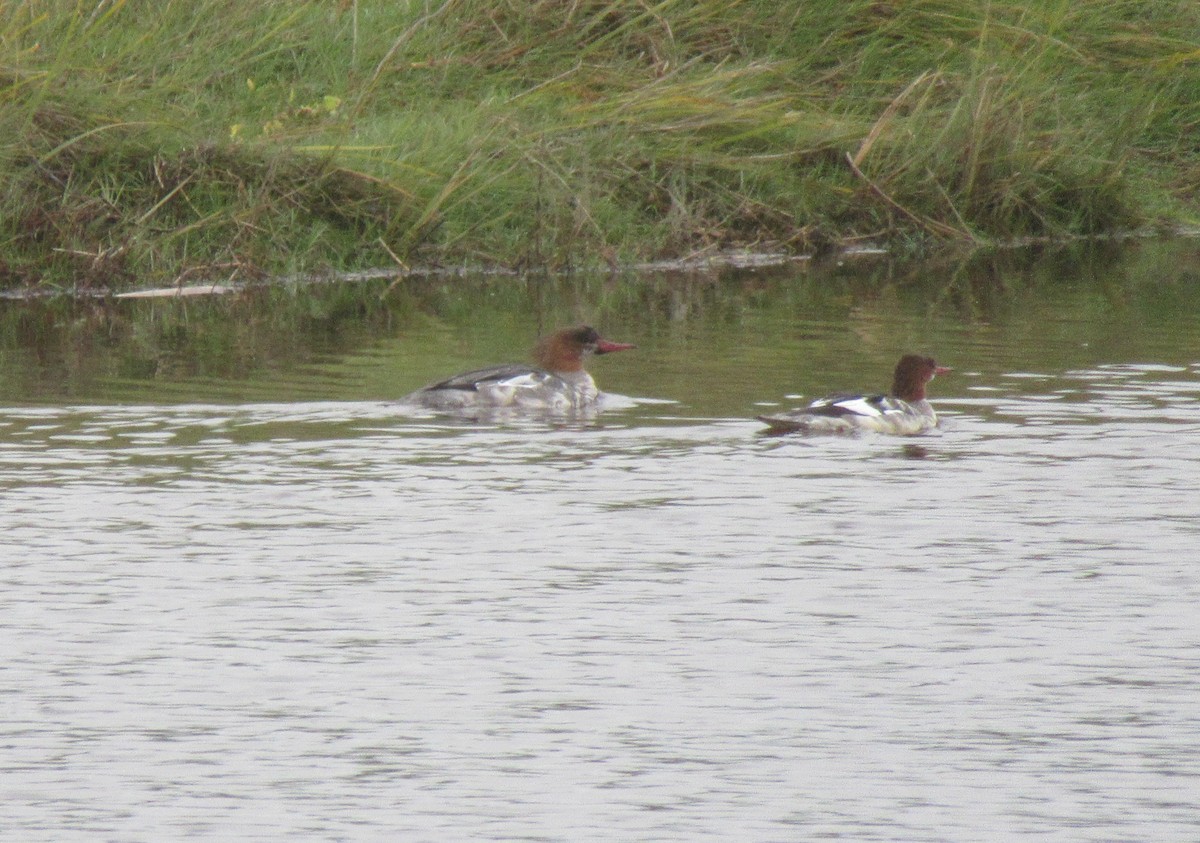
left=1, top=0, right=1198, bottom=290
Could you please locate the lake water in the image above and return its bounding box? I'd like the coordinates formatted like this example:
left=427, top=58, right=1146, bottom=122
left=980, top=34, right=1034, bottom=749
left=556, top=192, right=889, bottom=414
left=2, top=241, right=1200, bottom=841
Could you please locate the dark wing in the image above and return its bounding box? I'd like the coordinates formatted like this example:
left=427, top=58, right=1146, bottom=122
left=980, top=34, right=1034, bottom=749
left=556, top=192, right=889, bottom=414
left=803, top=393, right=888, bottom=418
left=421, top=364, right=546, bottom=392
left=757, top=394, right=892, bottom=432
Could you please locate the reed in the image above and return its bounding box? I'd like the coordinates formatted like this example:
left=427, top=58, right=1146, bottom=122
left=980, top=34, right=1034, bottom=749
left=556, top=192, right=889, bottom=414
left=1, top=0, right=1197, bottom=289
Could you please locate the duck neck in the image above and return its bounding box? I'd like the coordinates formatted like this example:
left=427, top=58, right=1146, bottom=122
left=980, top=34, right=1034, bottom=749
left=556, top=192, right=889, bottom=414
left=533, top=333, right=586, bottom=374
left=892, top=377, right=927, bottom=402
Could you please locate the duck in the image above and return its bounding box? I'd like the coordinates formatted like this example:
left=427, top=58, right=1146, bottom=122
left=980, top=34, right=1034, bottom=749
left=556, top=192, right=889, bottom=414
left=402, top=325, right=635, bottom=414
left=758, top=354, right=951, bottom=435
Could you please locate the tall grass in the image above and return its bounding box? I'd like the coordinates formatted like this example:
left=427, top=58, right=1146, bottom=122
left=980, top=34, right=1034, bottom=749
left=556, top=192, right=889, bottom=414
left=1, top=0, right=1198, bottom=289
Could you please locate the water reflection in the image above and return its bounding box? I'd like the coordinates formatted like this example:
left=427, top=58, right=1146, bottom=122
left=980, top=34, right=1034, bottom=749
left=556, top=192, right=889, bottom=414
left=1, top=238, right=1199, bottom=412
left=3, top=240, right=1200, bottom=840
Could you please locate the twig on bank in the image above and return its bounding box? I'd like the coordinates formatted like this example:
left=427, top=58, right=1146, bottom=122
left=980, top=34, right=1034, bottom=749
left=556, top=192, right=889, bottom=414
left=379, top=237, right=410, bottom=298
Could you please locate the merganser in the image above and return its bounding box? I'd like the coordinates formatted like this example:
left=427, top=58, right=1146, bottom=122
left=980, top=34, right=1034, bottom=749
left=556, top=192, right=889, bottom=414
left=402, top=325, right=635, bottom=414
left=758, top=354, right=951, bottom=435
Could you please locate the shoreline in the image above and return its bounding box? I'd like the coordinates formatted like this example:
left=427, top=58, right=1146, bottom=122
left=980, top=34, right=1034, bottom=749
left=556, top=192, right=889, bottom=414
left=3, top=227, right=1181, bottom=303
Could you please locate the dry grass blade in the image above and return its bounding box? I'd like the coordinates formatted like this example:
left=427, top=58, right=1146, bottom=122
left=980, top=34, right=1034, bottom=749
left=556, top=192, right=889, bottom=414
left=845, top=152, right=973, bottom=241
left=852, top=71, right=940, bottom=168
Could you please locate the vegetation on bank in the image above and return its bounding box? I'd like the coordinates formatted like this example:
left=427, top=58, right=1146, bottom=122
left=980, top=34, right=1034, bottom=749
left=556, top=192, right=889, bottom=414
left=1, top=0, right=1198, bottom=290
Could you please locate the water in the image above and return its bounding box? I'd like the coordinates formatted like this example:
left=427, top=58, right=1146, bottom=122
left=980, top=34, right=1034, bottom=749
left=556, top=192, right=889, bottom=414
left=2, top=242, right=1200, bottom=840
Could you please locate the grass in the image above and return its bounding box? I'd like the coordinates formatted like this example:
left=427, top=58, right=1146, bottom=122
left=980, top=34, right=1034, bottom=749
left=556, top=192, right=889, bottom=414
left=1, top=0, right=1198, bottom=290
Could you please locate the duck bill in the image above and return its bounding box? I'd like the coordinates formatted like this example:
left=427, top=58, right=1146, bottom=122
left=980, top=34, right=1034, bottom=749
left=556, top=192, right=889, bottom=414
left=934, top=366, right=952, bottom=375
left=595, top=339, right=636, bottom=355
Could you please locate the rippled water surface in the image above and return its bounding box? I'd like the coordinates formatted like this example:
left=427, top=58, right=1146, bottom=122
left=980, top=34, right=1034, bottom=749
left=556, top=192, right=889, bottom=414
left=3, top=243, right=1200, bottom=840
